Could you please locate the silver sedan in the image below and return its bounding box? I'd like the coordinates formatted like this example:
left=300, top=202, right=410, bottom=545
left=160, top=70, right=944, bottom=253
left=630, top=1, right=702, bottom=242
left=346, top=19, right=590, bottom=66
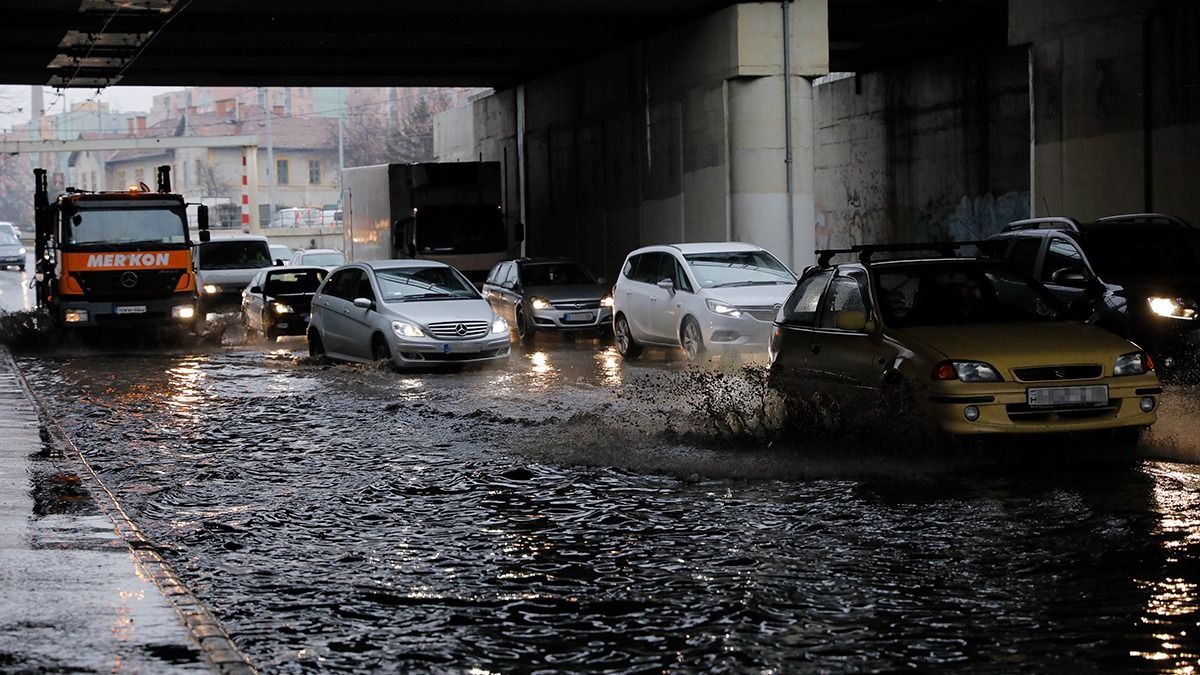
left=308, top=260, right=511, bottom=368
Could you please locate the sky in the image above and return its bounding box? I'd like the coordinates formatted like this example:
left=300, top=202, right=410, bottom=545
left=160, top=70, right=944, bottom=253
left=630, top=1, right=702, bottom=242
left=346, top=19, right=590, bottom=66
left=0, top=84, right=181, bottom=132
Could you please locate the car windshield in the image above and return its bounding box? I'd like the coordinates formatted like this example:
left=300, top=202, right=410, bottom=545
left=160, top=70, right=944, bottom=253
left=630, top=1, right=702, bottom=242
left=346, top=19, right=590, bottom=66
left=684, top=250, right=794, bottom=288
left=0, top=232, right=19, bottom=246
left=875, top=263, right=1067, bottom=328
left=68, top=204, right=187, bottom=246
left=1081, top=226, right=1200, bottom=279
left=375, top=266, right=479, bottom=302
left=520, top=262, right=594, bottom=285
left=303, top=251, right=345, bottom=267
left=197, top=241, right=272, bottom=270
left=264, top=269, right=326, bottom=296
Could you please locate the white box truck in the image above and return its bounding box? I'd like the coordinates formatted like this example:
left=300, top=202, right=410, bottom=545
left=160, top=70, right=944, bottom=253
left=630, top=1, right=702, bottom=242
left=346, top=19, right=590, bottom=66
left=341, top=162, right=523, bottom=284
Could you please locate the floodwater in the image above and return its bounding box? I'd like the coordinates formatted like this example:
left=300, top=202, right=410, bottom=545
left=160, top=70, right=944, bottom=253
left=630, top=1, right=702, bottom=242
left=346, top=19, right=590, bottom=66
left=13, top=327, right=1200, bottom=674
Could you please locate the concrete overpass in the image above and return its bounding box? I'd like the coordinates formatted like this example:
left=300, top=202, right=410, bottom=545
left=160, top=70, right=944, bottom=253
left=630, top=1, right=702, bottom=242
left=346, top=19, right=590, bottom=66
left=1, top=0, right=1196, bottom=276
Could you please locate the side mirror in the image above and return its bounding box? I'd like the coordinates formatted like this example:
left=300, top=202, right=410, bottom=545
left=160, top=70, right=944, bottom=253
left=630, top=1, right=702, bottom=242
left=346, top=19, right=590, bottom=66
left=1051, top=267, right=1088, bottom=287
left=249, top=285, right=262, bottom=294
left=197, top=204, right=209, bottom=231
left=656, top=278, right=675, bottom=292
left=834, top=310, right=868, bottom=332
left=199, top=229, right=211, bottom=243
left=353, top=297, right=373, bottom=309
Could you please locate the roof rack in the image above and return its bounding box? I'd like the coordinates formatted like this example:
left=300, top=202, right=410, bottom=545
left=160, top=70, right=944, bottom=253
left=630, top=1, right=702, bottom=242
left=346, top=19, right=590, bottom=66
left=1095, top=212, right=1194, bottom=228
left=815, top=241, right=992, bottom=268
left=1001, top=217, right=1082, bottom=233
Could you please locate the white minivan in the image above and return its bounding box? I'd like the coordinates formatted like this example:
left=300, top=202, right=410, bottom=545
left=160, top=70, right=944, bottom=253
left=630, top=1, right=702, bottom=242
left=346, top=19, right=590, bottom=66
left=612, top=242, right=795, bottom=360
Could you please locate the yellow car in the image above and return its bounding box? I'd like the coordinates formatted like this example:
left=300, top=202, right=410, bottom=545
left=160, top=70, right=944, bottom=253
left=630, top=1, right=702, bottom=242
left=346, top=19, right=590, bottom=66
left=768, top=248, right=1161, bottom=438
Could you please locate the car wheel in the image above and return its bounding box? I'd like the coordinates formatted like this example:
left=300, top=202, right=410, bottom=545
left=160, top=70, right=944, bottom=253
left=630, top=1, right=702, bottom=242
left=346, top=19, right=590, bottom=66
left=371, top=334, right=392, bottom=363
left=680, top=316, right=705, bottom=361
left=516, top=308, right=535, bottom=342
left=18, top=265, right=25, bottom=272
left=614, top=313, right=642, bottom=359
left=307, top=329, right=327, bottom=362
left=266, top=326, right=279, bottom=343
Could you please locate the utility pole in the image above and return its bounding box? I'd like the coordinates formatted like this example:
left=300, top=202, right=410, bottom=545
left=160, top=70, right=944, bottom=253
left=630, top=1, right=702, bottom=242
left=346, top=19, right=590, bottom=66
left=261, top=87, right=277, bottom=226
left=337, top=115, right=344, bottom=202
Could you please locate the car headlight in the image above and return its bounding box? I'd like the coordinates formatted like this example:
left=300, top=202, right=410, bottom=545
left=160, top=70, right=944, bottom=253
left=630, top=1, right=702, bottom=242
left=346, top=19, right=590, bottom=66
left=530, top=296, right=552, bottom=310
left=932, top=360, right=1003, bottom=382
left=492, top=317, right=509, bottom=334
left=1114, top=351, right=1153, bottom=376
left=203, top=284, right=220, bottom=295
left=600, top=294, right=614, bottom=308
left=391, top=320, right=425, bottom=338
left=18, top=247, right=26, bottom=255
left=705, top=298, right=742, bottom=318
left=272, top=302, right=294, bottom=314
left=1147, top=297, right=1196, bottom=320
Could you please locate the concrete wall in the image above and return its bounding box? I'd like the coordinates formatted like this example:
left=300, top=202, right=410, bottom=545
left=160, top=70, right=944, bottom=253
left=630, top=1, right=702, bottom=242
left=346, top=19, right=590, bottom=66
left=436, top=1, right=828, bottom=279
left=813, top=47, right=1032, bottom=249
left=1012, top=0, right=1200, bottom=223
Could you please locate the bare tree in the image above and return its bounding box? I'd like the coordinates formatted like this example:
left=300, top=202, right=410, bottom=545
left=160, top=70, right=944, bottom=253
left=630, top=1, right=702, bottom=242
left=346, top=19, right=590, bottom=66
left=195, top=163, right=232, bottom=199
left=338, top=89, right=457, bottom=167
left=0, top=154, right=34, bottom=224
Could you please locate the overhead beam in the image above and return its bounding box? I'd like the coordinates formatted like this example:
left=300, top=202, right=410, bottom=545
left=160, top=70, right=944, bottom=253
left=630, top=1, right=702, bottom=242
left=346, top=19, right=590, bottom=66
left=0, top=135, right=260, bottom=154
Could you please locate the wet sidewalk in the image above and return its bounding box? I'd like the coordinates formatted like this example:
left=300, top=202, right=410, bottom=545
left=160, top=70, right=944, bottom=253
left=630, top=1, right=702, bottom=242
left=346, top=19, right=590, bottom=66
left=0, top=347, right=250, bottom=673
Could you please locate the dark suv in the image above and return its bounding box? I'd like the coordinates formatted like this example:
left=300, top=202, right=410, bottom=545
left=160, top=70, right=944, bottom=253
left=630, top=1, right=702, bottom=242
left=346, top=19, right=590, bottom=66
left=986, top=213, right=1200, bottom=379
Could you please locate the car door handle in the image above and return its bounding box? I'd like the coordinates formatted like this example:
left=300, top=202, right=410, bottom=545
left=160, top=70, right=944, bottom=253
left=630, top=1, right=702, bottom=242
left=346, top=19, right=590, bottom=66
left=810, top=344, right=821, bottom=354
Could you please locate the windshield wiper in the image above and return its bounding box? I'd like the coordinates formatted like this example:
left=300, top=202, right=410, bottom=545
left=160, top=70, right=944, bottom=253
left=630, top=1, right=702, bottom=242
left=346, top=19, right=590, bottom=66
left=712, top=280, right=781, bottom=288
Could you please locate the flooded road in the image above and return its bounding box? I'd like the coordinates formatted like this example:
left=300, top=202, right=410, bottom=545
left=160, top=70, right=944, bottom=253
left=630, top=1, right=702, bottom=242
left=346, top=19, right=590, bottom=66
left=13, top=332, right=1200, bottom=673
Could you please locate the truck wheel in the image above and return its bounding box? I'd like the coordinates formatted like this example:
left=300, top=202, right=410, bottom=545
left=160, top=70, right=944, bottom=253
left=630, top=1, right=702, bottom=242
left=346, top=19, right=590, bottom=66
left=614, top=314, right=642, bottom=359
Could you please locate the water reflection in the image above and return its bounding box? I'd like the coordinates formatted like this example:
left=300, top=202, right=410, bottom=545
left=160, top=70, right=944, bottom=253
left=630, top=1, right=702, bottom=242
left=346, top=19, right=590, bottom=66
left=1136, top=464, right=1200, bottom=671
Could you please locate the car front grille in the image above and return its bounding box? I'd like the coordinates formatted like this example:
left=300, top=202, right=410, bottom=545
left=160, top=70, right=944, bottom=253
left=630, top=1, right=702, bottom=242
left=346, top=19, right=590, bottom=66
left=426, top=320, right=490, bottom=339
left=1005, top=400, right=1119, bottom=422
left=740, top=305, right=781, bottom=322
left=551, top=300, right=601, bottom=310
left=1012, top=365, right=1103, bottom=382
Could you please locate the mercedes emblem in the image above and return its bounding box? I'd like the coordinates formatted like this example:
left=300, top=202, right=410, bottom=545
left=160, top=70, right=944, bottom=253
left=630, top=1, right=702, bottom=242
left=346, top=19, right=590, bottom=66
left=455, top=323, right=467, bottom=336
left=120, top=271, right=138, bottom=288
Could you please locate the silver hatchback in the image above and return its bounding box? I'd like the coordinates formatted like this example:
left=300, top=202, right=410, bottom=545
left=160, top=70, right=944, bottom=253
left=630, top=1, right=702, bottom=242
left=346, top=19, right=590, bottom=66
left=308, top=260, right=511, bottom=368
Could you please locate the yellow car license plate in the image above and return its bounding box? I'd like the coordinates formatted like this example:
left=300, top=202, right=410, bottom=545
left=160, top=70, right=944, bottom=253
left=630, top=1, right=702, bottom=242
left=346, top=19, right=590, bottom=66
left=1027, top=385, right=1108, bottom=408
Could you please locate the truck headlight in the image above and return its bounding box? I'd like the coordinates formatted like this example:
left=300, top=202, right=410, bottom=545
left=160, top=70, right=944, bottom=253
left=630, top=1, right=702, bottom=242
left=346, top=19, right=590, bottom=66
left=492, top=317, right=509, bottom=334
left=391, top=320, right=424, bottom=338
left=172, top=305, right=195, bottom=319
left=1114, top=351, right=1152, bottom=376
left=932, top=360, right=1003, bottom=382
left=530, top=296, right=552, bottom=310
left=1147, top=297, right=1196, bottom=320
left=272, top=302, right=294, bottom=314
left=64, top=309, right=88, bottom=323
left=706, top=298, right=742, bottom=318
left=203, top=284, right=220, bottom=295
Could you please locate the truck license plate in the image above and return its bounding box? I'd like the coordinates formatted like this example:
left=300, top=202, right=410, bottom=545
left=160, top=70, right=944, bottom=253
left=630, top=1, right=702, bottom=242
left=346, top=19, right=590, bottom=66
left=1027, top=385, right=1108, bottom=408
left=115, top=305, right=147, bottom=315
left=564, top=312, right=593, bottom=322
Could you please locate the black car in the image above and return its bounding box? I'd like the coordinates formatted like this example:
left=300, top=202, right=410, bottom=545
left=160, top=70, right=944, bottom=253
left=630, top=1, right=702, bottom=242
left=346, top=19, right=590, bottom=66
left=482, top=257, right=613, bottom=341
left=241, top=266, right=328, bottom=341
left=986, top=213, right=1200, bottom=379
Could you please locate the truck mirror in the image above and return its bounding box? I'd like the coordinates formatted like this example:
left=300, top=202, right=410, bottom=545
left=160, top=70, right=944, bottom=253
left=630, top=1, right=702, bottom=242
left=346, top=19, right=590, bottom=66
left=197, top=204, right=210, bottom=231
left=199, top=229, right=211, bottom=243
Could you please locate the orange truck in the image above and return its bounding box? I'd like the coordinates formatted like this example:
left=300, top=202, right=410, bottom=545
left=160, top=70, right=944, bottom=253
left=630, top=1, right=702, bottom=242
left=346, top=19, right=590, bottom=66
left=33, top=165, right=211, bottom=331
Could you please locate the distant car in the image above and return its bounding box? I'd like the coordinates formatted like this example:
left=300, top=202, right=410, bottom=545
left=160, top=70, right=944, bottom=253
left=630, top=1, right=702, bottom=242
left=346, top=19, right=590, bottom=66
left=612, top=242, right=796, bottom=360
left=289, top=248, right=345, bottom=268
left=269, top=207, right=323, bottom=228
left=242, top=266, right=328, bottom=341
left=0, top=229, right=26, bottom=271
left=269, top=243, right=293, bottom=266
left=308, top=260, right=510, bottom=369
left=769, top=246, right=1161, bottom=441
left=482, top=257, right=613, bottom=341
left=194, top=235, right=274, bottom=317
left=0, top=222, right=20, bottom=242
left=986, top=213, right=1200, bottom=380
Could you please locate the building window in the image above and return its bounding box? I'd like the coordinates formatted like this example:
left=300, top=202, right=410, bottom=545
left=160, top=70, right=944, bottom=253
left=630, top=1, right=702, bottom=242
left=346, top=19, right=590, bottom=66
left=134, top=168, right=144, bottom=185
left=276, top=159, right=289, bottom=185
left=308, top=160, right=320, bottom=184
left=116, top=170, right=126, bottom=188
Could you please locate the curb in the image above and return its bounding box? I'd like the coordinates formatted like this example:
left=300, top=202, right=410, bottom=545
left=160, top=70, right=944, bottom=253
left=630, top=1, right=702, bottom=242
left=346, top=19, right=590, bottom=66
left=4, top=347, right=257, bottom=675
